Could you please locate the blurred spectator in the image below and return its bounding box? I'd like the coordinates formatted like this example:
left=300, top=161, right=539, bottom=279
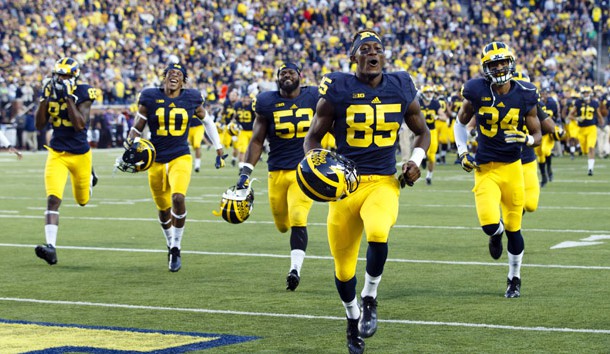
left=22, top=113, right=37, bottom=152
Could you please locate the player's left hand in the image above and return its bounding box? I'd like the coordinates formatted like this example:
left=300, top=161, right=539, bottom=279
left=551, top=126, right=566, bottom=141
left=504, top=130, right=534, bottom=146
left=398, top=161, right=420, bottom=188
left=215, top=153, right=229, bottom=169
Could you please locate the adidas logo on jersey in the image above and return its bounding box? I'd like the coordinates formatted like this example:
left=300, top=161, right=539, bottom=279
left=169, top=103, right=176, bottom=108
left=496, top=102, right=505, bottom=107
left=290, top=104, right=298, bottom=109
left=371, top=97, right=381, bottom=104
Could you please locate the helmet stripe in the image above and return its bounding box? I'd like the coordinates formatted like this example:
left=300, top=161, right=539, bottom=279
left=296, top=163, right=335, bottom=202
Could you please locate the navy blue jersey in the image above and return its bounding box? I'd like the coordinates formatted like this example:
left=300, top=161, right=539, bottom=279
left=48, top=83, right=96, bottom=154
left=220, top=98, right=237, bottom=124
left=543, top=96, right=560, bottom=125
left=419, top=98, right=442, bottom=130
left=235, top=100, right=255, bottom=131
left=189, top=116, right=203, bottom=127
left=138, top=88, right=203, bottom=163
left=254, top=86, right=318, bottom=171
left=573, top=99, right=599, bottom=127
left=319, top=71, right=417, bottom=175
left=462, top=78, right=538, bottom=164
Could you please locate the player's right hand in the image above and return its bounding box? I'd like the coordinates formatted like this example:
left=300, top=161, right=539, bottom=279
left=459, top=152, right=478, bottom=173
left=236, top=174, right=250, bottom=189
left=40, top=77, right=54, bottom=101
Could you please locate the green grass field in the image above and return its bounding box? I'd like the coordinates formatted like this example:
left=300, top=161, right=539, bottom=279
left=1, top=147, right=609, bottom=353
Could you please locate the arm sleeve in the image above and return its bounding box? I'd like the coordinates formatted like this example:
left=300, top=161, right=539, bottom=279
left=0, top=130, right=11, bottom=147
left=201, top=109, right=223, bottom=150
left=454, top=120, right=470, bottom=156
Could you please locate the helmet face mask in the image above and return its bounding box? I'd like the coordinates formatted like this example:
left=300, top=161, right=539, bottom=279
left=115, top=138, right=156, bottom=173
left=580, top=86, right=592, bottom=101
left=297, top=148, right=359, bottom=202
left=218, top=185, right=254, bottom=224
left=480, top=42, right=515, bottom=85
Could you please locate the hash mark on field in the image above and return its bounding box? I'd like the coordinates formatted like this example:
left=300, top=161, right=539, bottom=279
left=0, top=297, right=608, bottom=335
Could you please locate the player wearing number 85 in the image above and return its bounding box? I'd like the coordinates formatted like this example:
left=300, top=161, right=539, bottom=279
left=126, top=62, right=225, bottom=272
left=304, top=29, right=430, bottom=354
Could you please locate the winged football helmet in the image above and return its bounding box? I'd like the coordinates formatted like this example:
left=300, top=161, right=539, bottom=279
left=216, top=184, right=255, bottom=224
left=480, top=41, right=515, bottom=85
left=115, top=137, right=156, bottom=173
left=53, top=57, right=80, bottom=79
left=296, top=148, right=359, bottom=202
left=421, top=85, right=435, bottom=101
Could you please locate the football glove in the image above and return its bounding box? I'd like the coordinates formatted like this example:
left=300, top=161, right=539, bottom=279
left=53, top=77, right=76, bottom=100
left=123, top=136, right=135, bottom=150
left=236, top=164, right=254, bottom=189
left=236, top=174, right=250, bottom=189
left=459, top=152, right=478, bottom=173
left=40, top=77, right=54, bottom=101
left=215, top=154, right=229, bottom=169
left=504, top=129, right=534, bottom=146
left=551, top=126, right=566, bottom=141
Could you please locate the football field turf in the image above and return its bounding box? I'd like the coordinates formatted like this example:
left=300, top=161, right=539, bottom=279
left=1, top=148, right=609, bottom=353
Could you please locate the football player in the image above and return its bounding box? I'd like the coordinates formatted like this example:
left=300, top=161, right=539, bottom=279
left=34, top=57, right=98, bottom=265
left=234, top=62, right=317, bottom=292
left=595, top=85, right=610, bottom=159
left=304, top=30, right=430, bottom=354
left=220, top=89, right=240, bottom=167
left=508, top=72, right=563, bottom=213
left=188, top=115, right=204, bottom=173
left=567, top=86, right=603, bottom=175
left=419, top=84, right=447, bottom=185
left=538, top=87, right=562, bottom=183
left=126, top=63, right=225, bottom=272
left=234, top=93, right=255, bottom=164
left=454, top=42, right=542, bottom=299
left=435, top=84, right=451, bottom=165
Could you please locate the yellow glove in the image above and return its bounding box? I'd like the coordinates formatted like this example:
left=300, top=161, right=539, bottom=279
left=459, top=152, right=478, bottom=173
left=504, top=129, right=534, bottom=146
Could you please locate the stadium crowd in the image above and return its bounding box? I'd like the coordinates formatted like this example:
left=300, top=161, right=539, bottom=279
left=1, top=0, right=610, bottom=151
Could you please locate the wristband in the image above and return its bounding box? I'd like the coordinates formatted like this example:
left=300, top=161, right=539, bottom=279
left=526, top=135, right=534, bottom=147
left=238, top=162, right=254, bottom=176
left=409, top=147, right=426, bottom=167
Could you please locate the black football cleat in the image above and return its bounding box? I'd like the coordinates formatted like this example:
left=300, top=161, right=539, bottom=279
left=194, top=167, right=200, bottom=173
left=426, top=177, right=432, bottom=185
left=505, top=277, right=521, bottom=298
left=588, top=169, right=593, bottom=176
left=168, top=247, right=181, bottom=272
left=91, top=168, right=99, bottom=187
left=488, top=234, right=503, bottom=260
left=35, top=244, right=57, bottom=265
left=358, top=296, right=378, bottom=338
left=286, top=269, right=300, bottom=291
left=347, top=318, right=365, bottom=354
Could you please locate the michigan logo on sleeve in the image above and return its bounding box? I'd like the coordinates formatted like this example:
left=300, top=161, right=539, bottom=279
left=0, top=318, right=259, bottom=353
